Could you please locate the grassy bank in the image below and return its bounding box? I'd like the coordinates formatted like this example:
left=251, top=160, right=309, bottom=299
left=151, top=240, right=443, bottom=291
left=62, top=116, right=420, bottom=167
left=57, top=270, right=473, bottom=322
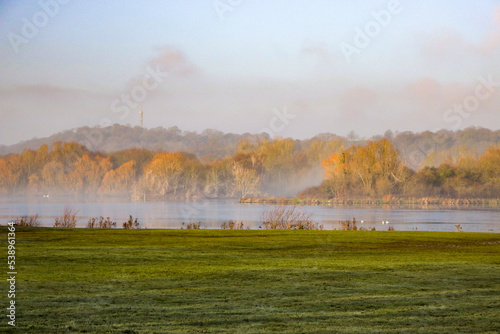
left=1, top=227, right=499, bottom=333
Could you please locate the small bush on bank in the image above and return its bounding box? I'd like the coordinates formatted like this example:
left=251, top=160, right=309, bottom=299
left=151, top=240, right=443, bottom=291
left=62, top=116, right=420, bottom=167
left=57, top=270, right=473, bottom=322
left=339, top=218, right=358, bottom=231
left=87, top=216, right=116, bottom=229
left=221, top=220, right=245, bottom=229
left=338, top=218, right=378, bottom=231
left=123, top=215, right=140, bottom=229
left=181, top=222, right=202, bottom=229
left=15, top=214, right=40, bottom=227
left=54, top=206, right=78, bottom=228
left=262, top=205, right=323, bottom=230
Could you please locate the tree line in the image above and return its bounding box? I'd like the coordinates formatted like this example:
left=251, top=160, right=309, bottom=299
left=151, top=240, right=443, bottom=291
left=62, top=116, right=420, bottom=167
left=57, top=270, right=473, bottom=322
left=2, top=125, right=500, bottom=171
left=0, top=138, right=499, bottom=199
left=0, top=138, right=340, bottom=199
left=305, top=139, right=500, bottom=199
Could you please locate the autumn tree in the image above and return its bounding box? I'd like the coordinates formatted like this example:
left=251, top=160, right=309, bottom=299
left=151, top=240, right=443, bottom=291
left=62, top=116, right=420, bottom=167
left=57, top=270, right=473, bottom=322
left=231, top=162, right=260, bottom=198
left=35, top=144, right=49, bottom=167
left=321, top=139, right=408, bottom=197
left=306, top=138, right=344, bottom=164
left=0, top=157, right=21, bottom=193
left=479, top=146, right=500, bottom=196
left=65, top=155, right=112, bottom=193
left=108, top=148, right=155, bottom=171
left=142, top=152, right=186, bottom=196
left=40, top=161, right=65, bottom=192
left=28, top=173, right=43, bottom=193
left=204, top=159, right=231, bottom=197
left=98, top=160, right=137, bottom=195
left=20, top=149, right=37, bottom=181
left=258, top=139, right=294, bottom=176
left=49, top=141, right=91, bottom=174
left=479, top=146, right=500, bottom=179
left=235, top=140, right=256, bottom=154
left=321, top=149, right=353, bottom=197
left=182, top=158, right=203, bottom=198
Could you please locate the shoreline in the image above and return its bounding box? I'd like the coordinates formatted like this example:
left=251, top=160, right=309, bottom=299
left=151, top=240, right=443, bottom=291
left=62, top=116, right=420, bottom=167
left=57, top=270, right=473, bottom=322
left=240, top=196, right=500, bottom=208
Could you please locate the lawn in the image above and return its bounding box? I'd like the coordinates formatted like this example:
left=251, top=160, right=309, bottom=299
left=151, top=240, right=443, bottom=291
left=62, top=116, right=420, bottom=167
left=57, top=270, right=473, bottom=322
left=1, top=227, right=499, bottom=333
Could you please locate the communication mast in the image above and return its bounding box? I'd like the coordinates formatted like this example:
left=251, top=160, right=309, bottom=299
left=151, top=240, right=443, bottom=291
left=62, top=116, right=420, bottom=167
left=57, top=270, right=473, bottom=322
left=139, top=110, right=144, bottom=128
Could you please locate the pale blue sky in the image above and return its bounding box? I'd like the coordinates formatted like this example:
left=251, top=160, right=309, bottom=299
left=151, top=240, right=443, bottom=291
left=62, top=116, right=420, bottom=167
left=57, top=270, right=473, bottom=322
left=1, top=0, right=500, bottom=145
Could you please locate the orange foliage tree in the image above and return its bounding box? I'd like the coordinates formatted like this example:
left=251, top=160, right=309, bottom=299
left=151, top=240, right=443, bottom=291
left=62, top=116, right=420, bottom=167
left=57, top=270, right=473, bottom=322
left=65, top=155, right=112, bottom=193
left=321, top=139, right=410, bottom=197
left=0, top=157, right=21, bottom=193
left=98, top=160, right=137, bottom=195
left=142, top=152, right=186, bottom=196
left=321, top=149, right=353, bottom=197
left=40, top=161, right=65, bottom=192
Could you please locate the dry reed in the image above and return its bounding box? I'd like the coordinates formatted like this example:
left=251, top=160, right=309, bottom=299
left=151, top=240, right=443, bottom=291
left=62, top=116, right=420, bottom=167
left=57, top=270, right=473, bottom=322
left=87, top=216, right=117, bottom=229
left=123, top=215, right=140, bottom=229
left=15, top=214, right=40, bottom=227
left=261, top=205, right=322, bottom=230
left=54, top=206, right=78, bottom=228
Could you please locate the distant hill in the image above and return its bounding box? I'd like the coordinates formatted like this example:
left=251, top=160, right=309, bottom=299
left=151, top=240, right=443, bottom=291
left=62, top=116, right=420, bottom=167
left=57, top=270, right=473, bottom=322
left=1, top=124, right=499, bottom=169
left=0, top=125, right=270, bottom=159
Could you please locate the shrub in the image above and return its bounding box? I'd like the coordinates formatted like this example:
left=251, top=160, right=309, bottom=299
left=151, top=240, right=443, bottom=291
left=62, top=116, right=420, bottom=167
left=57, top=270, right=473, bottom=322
left=262, top=205, right=322, bottom=230
left=54, top=206, right=78, bottom=228
left=221, top=220, right=245, bottom=229
left=181, top=222, right=202, bottom=229
left=123, top=215, right=140, bottom=229
left=87, top=216, right=116, bottom=229
left=339, top=218, right=378, bottom=231
left=14, top=214, right=40, bottom=227
left=338, top=218, right=358, bottom=231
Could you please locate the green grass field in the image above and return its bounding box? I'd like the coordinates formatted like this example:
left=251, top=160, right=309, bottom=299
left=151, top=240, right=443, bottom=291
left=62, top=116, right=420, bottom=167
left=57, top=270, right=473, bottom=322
left=1, top=227, right=499, bottom=333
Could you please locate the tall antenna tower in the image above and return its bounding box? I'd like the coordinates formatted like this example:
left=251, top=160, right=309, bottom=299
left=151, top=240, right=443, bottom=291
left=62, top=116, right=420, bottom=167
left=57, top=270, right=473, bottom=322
left=139, top=110, right=144, bottom=128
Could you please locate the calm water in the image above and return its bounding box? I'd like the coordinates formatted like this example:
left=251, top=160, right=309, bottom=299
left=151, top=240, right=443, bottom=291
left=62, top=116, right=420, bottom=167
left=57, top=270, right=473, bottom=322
left=0, top=196, right=499, bottom=232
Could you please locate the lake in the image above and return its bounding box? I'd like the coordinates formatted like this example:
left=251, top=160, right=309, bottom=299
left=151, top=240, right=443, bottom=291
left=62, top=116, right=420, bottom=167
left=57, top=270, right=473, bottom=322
left=1, top=196, right=499, bottom=232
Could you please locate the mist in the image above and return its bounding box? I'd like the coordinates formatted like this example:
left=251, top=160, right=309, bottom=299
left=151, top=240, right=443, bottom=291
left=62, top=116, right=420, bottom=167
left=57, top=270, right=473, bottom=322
left=2, top=2, right=500, bottom=146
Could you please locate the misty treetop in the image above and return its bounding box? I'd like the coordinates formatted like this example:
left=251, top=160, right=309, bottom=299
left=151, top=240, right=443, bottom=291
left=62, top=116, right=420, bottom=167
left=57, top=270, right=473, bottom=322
left=1, top=135, right=500, bottom=200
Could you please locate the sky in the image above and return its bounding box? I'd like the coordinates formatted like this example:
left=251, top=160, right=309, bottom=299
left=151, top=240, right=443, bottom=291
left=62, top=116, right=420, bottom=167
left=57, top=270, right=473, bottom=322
left=1, top=0, right=500, bottom=146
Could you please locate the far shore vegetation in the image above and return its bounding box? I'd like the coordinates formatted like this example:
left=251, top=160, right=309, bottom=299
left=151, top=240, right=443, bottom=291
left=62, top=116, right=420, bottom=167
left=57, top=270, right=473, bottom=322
left=1, top=127, right=500, bottom=202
